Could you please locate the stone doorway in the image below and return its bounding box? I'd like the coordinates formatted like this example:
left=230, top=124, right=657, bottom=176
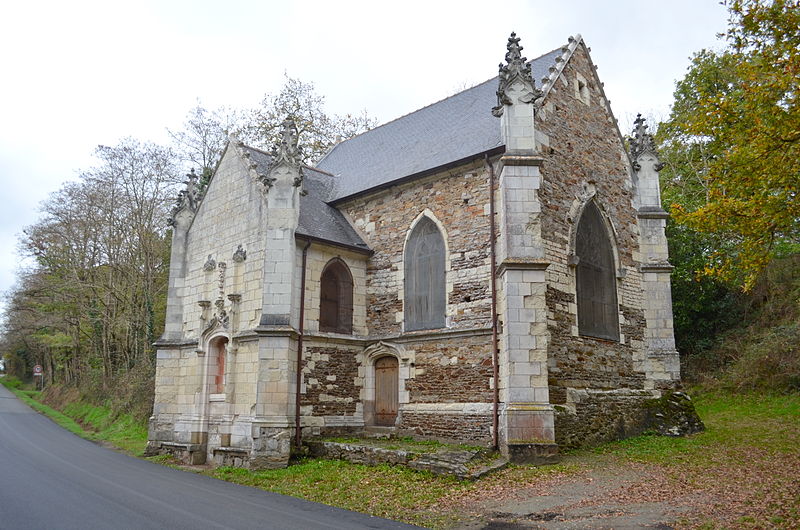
left=374, top=356, right=398, bottom=426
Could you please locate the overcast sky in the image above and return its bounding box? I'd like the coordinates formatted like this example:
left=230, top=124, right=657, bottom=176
left=0, top=0, right=730, bottom=314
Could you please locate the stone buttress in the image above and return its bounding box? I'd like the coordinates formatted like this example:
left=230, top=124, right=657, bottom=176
left=249, top=120, right=305, bottom=468
left=630, top=115, right=680, bottom=389
left=492, top=33, right=558, bottom=462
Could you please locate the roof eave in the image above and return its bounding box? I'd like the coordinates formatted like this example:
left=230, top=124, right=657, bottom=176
left=329, top=145, right=506, bottom=206
left=294, top=232, right=373, bottom=255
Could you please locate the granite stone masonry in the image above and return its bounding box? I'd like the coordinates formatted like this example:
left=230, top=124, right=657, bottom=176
left=147, top=32, right=697, bottom=469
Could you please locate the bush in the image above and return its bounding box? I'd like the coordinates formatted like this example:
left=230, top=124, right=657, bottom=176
left=686, top=256, right=800, bottom=393
left=0, top=376, right=23, bottom=389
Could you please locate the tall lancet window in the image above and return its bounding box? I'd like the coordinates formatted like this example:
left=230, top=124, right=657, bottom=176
left=576, top=201, right=620, bottom=341
left=319, top=259, right=354, bottom=334
left=405, top=217, right=446, bottom=331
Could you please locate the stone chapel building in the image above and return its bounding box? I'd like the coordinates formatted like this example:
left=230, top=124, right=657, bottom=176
left=147, top=33, right=679, bottom=468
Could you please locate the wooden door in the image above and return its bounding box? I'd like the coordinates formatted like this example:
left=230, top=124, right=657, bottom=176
left=375, top=356, right=398, bottom=426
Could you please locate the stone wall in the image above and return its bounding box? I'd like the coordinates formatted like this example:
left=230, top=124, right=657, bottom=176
left=300, top=344, right=361, bottom=417
left=150, top=147, right=275, bottom=461
left=340, top=161, right=494, bottom=335
left=404, top=334, right=493, bottom=403
left=535, top=43, right=649, bottom=401
left=401, top=411, right=493, bottom=443
left=302, top=245, right=368, bottom=336
left=181, top=150, right=268, bottom=337
left=553, top=389, right=657, bottom=450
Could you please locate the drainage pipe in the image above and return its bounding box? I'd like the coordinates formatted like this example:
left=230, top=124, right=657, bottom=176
left=485, top=154, right=500, bottom=450
left=295, top=239, right=312, bottom=451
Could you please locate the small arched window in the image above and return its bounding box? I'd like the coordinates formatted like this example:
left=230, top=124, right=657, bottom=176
left=575, top=201, right=619, bottom=340
left=208, top=336, right=228, bottom=394
left=319, top=259, right=354, bottom=334
left=405, top=217, right=446, bottom=331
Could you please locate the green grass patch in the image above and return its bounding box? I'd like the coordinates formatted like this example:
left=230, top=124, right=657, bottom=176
left=0, top=376, right=24, bottom=389
left=2, top=381, right=148, bottom=456
left=61, top=401, right=148, bottom=456
left=592, top=391, right=800, bottom=465
left=208, top=458, right=471, bottom=528
left=3, top=385, right=90, bottom=439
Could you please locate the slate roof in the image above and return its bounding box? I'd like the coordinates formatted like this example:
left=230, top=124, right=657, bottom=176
left=240, top=145, right=370, bottom=252
left=316, top=48, right=563, bottom=203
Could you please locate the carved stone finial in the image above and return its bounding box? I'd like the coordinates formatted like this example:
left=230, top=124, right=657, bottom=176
left=168, top=168, right=202, bottom=226
left=232, top=245, right=247, bottom=263
left=266, top=117, right=304, bottom=189
left=270, top=118, right=302, bottom=169
left=492, top=32, right=542, bottom=118
left=629, top=114, right=664, bottom=171
left=203, top=254, right=216, bottom=271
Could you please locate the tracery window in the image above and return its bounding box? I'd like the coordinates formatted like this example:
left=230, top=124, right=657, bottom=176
left=404, top=217, right=446, bottom=331
left=575, top=201, right=619, bottom=340
left=319, top=259, right=354, bottom=334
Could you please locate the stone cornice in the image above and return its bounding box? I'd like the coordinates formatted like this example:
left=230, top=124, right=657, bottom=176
left=640, top=263, right=674, bottom=273
left=153, top=338, right=198, bottom=348
left=497, top=259, right=550, bottom=276
left=498, top=153, right=544, bottom=169
left=162, top=325, right=495, bottom=347
left=637, top=207, right=670, bottom=220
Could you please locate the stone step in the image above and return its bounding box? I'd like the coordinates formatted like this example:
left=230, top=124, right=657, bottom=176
left=362, top=426, right=397, bottom=439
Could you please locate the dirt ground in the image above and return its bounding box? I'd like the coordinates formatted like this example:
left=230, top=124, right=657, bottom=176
left=447, top=457, right=699, bottom=529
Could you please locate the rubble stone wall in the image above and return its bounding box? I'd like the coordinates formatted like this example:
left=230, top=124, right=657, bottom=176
left=535, top=43, right=649, bottom=402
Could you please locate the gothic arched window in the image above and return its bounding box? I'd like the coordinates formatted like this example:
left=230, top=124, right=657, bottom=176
left=319, top=259, right=354, bottom=334
left=405, top=217, right=446, bottom=331
left=575, top=201, right=619, bottom=340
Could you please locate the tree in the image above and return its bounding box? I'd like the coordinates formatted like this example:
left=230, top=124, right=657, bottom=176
left=168, top=102, right=244, bottom=190
left=10, top=139, right=179, bottom=389
left=662, top=0, right=800, bottom=289
left=238, top=74, right=377, bottom=165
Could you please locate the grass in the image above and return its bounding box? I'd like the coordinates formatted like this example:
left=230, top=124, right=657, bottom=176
left=209, top=459, right=471, bottom=528
left=5, top=375, right=797, bottom=528
left=0, top=378, right=148, bottom=456
left=587, top=391, right=800, bottom=528
left=61, top=401, right=148, bottom=455
left=593, top=391, right=800, bottom=464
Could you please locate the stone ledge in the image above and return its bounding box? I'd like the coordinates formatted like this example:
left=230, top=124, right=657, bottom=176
left=637, top=207, right=670, bottom=220
left=640, top=263, right=675, bottom=273
left=497, top=258, right=551, bottom=276
left=499, top=153, right=545, bottom=166
left=306, top=439, right=507, bottom=479
left=147, top=441, right=207, bottom=465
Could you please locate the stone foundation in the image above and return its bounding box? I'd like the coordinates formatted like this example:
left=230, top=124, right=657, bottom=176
left=553, top=389, right=703, bottom=450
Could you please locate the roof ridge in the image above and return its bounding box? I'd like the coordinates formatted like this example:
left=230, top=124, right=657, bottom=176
left=319, top=47, right=561, bottom=166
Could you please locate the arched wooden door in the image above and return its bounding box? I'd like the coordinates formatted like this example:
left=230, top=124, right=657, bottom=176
left=374, top=356, right=398, bottom=426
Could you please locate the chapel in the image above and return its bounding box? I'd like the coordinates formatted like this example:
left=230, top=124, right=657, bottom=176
left=147, top=32, right=679, bottom=468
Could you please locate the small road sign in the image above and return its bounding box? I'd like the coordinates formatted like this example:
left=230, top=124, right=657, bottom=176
left=33, top=365, right=43, bottom=376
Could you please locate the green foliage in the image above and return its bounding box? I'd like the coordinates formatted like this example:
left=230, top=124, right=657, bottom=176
left=688, top=256, right=800, bottom=392
left=662, top=0, right=800, bottom=289
left=0, top=376, right=23, bottom=389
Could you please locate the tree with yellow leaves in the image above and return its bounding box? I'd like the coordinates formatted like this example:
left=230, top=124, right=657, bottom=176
left=662, top=0, right=799, bottom=289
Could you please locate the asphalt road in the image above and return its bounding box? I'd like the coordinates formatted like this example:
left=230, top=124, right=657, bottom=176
left=0, top=384, right=417, bottom=530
